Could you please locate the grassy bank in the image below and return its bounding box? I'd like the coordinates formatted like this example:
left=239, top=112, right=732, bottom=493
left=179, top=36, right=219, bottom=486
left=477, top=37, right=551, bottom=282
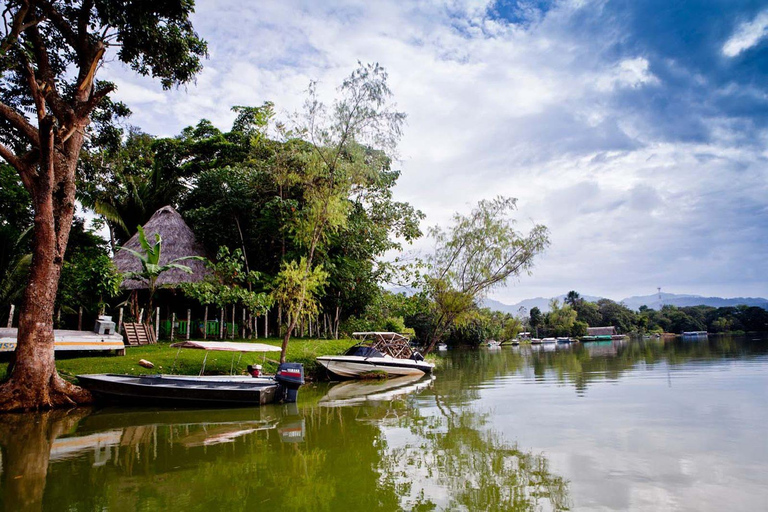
left=0, top=337, right=358, bottom=383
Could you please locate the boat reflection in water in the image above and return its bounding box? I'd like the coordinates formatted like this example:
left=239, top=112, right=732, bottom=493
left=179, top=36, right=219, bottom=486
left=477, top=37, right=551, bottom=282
left=319, top=374, right=435, bottom=407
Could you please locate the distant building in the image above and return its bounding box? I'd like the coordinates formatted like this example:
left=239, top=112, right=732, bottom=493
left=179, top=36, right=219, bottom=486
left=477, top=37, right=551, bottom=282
left=586, top=326, right=617, bottom=336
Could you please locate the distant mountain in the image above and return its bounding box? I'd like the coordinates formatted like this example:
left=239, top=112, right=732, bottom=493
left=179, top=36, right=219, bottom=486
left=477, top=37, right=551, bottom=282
left=483, top=293, right=768, bottom=314
left=621, top=293, right=768, bottom=311
left=482, top=294, right=603, bottom=314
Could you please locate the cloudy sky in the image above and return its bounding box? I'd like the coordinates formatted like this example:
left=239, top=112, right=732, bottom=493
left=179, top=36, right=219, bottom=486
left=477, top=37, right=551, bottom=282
left=102, top=0, right=768, bottom=304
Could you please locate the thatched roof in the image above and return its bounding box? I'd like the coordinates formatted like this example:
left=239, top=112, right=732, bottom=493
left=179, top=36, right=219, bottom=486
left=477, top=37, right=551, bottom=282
left=113, top=206, right=210, bottom=290
left=587, top=326, right=617, bottom=336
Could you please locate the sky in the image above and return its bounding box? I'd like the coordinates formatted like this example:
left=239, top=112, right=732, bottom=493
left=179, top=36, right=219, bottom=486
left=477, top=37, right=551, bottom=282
left=101, top=0, right=768, bottom=305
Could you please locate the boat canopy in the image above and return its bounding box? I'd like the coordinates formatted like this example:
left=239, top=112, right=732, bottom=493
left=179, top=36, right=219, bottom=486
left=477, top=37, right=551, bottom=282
left=351, top=332, right=414, bottom=359
left=170, top=341, right=281, bottom=352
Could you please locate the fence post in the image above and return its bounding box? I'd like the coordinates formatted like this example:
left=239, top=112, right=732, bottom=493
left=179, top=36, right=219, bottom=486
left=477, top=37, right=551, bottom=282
left=155, top=307, right=160, bottom=341
left=187, top=309, right=191, bottom=340
left=7, top=304, right=14, bottom=328
left=242, top=308, right=246, bottom=339
left=118, top=307, right=124, bottom=334
left=219, top=308, right=224, bottom=339
left=171, top=312, right=176, bottom=341
left=78, top=306, right=83, bottom=331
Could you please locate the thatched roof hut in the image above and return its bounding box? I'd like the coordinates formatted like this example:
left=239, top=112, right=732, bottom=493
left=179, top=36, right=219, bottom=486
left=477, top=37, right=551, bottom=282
left=113, top=206, right=210, bottom=290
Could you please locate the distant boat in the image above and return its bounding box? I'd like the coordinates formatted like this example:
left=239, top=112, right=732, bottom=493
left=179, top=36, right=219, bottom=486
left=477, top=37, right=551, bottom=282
left=682, top=331, right=708, bottom=338
left=486, top=340, right=501, bottom=348
left=437, top=343, right=448, bottom=351
left=556, top=337, right=571, bottom=343
left=510, top=339, right=520, bottom=346
left=541, top=337, right=557, bottom=344
left=531, top=338, right=542, bottom=345
left=581, top=335, right=612, bottom=342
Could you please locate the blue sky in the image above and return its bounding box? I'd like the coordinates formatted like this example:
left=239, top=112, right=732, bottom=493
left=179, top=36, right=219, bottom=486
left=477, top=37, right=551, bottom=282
left=102, top=0, right=768, bottom=304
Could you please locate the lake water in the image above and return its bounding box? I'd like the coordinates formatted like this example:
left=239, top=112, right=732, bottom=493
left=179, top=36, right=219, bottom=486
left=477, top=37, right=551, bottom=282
left=1, top=335, right=766, bottom=511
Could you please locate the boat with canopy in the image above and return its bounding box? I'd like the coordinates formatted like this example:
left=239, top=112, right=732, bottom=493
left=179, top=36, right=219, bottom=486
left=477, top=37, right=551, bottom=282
left=78, top=341, right=304, bottom=407
left=316, top=332, right=434, bottom=379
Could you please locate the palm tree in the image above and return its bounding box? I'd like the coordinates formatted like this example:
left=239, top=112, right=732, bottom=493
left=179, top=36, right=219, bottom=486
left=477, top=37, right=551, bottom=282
left=565, top=290, right=581, bottom=307
left=118, top=226, right=203, bottom=318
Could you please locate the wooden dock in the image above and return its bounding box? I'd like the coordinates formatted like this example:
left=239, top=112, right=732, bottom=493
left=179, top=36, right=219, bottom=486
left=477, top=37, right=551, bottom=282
left=0, top=328, right=125, bottom=355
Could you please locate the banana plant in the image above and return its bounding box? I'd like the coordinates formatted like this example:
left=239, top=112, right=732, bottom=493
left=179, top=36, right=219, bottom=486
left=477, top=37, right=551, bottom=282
left=118, top=226, right=204, bottom=317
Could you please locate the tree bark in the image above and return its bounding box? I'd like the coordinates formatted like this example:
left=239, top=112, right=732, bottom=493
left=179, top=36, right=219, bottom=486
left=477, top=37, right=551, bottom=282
left=0, top=121, right=92, bottom=410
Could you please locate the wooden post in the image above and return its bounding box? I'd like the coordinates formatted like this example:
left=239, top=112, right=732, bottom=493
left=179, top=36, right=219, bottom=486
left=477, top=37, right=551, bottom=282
left=7, top=304, right=14, bottom=328
left=264, top=313, right=268, bottom=339
left=254, top=315, right=258, bottom=339
left=186, top=309, right=191, bottom=340
left=155, top=307, right=160, bottom=341
left=118, top=307, right=124, bottom=334
left=242, top=308, right=246, bottom=339
left=78, top=306, right=83, bottom=331
left=138, top=308, right=144, bottom=324
left=204, top=305, right=208, bottom=340
left=171, top=312, right=176, bottom=341
left=219, top=307, right=224, bottom=339
left=231, top=304, right=235, bottom=340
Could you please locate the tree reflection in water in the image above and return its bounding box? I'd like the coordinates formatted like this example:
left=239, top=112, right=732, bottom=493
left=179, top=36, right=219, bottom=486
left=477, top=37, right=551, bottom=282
left=377, top=392, right=571, bottom=511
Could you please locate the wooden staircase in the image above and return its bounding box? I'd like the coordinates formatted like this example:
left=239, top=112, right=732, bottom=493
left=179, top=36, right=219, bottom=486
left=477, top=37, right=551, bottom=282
left=123, top=322, right=156, bottom=346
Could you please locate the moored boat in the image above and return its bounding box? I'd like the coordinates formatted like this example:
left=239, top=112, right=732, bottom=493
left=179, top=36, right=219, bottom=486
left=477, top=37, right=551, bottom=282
left=78, top=341, right=304, bottom=406
left=542, top=337, right=557, bottom=344
left=317, top=332, right=434, bottom=379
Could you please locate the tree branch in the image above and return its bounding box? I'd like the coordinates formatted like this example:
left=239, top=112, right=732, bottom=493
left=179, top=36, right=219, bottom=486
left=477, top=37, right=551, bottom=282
left=0, top=100, right=39, bottom=146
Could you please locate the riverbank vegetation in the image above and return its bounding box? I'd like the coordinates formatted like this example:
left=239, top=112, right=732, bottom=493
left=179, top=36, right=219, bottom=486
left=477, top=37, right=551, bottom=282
left=519, top=291, right=768, bottom=337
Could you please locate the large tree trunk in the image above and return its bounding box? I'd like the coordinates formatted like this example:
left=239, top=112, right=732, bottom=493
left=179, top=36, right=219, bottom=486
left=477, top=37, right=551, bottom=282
left=0, top=120, right=92, bottom=411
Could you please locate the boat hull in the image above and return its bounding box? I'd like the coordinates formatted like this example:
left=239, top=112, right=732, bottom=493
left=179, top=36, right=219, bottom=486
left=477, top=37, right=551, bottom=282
left=316, top=356, right=434, bottom=379
left=78, top=374, right=284, bottom=407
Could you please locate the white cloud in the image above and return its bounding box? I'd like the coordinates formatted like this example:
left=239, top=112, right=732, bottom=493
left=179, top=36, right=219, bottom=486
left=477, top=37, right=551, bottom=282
left=722, top=10, right=768, bottom=57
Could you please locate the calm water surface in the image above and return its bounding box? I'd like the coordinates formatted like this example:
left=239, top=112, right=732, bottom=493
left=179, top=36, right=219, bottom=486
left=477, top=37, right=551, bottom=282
left=1, top=335, right=767, bottom=511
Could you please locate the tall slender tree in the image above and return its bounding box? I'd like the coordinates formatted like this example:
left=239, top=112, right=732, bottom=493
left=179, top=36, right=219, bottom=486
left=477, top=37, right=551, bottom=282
left=0, top=0, right=206, bottom=411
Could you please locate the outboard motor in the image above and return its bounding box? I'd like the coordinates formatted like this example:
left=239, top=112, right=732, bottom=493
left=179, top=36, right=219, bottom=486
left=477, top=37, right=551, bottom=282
left=410, top=351, right=425, bottom=362
left=274, top=362, right=305, bottom=403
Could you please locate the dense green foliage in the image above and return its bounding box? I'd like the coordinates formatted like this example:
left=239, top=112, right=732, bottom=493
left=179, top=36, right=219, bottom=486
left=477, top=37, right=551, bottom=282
left=527, top=290, right=768, bottom=336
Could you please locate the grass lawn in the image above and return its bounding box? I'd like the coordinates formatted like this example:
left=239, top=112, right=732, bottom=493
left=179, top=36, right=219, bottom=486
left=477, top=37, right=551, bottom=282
left=0, top=337, right=358, bottom=383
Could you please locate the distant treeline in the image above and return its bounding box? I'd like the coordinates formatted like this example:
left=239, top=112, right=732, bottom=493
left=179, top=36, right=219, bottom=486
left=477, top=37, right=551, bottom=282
left=535, top=292, right=768, bottom=336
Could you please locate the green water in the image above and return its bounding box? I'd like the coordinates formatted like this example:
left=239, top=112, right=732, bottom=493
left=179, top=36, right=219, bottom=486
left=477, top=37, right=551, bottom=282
left=1, top=335, right=767, bottom=511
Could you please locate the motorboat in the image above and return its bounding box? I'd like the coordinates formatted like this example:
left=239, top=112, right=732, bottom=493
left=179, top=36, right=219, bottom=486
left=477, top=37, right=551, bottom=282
left=542, top=337, right=557, bottom=344
left=556, top=337, right=572, bottom=343
left=530, top=338, right=542, bottom=345
left=486, top=340, right=501, bottom=348
left=78, top=341, right=304, bottom=406
left=317, top=332, right=434, bottom=379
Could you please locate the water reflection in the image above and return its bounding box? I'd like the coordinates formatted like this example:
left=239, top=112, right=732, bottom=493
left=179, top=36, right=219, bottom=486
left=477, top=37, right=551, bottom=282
left=0, top=335, right=765, bottom=511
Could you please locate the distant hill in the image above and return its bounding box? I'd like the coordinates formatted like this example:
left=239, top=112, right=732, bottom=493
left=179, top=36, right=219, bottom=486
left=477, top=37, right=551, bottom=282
left=482, top=294, right=602, bottom=314
left=483, top=293, right=768, bottom=314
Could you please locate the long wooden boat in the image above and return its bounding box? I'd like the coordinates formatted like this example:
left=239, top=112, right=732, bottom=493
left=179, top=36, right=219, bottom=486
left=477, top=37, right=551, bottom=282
left=78, top=341, right=304, bottom=406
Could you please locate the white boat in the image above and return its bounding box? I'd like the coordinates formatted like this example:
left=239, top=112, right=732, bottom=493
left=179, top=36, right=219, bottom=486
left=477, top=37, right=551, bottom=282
left=437, top=343, right=448, bottom=351
left=556, top=337, right=572, bottom=343
left=542, top=337, right=557, bottom=344
left=486, top=340, right=501, bottom=348
left=317, top=332, right=434, bottom=379
left=530, top=338, right=542, bottom=345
